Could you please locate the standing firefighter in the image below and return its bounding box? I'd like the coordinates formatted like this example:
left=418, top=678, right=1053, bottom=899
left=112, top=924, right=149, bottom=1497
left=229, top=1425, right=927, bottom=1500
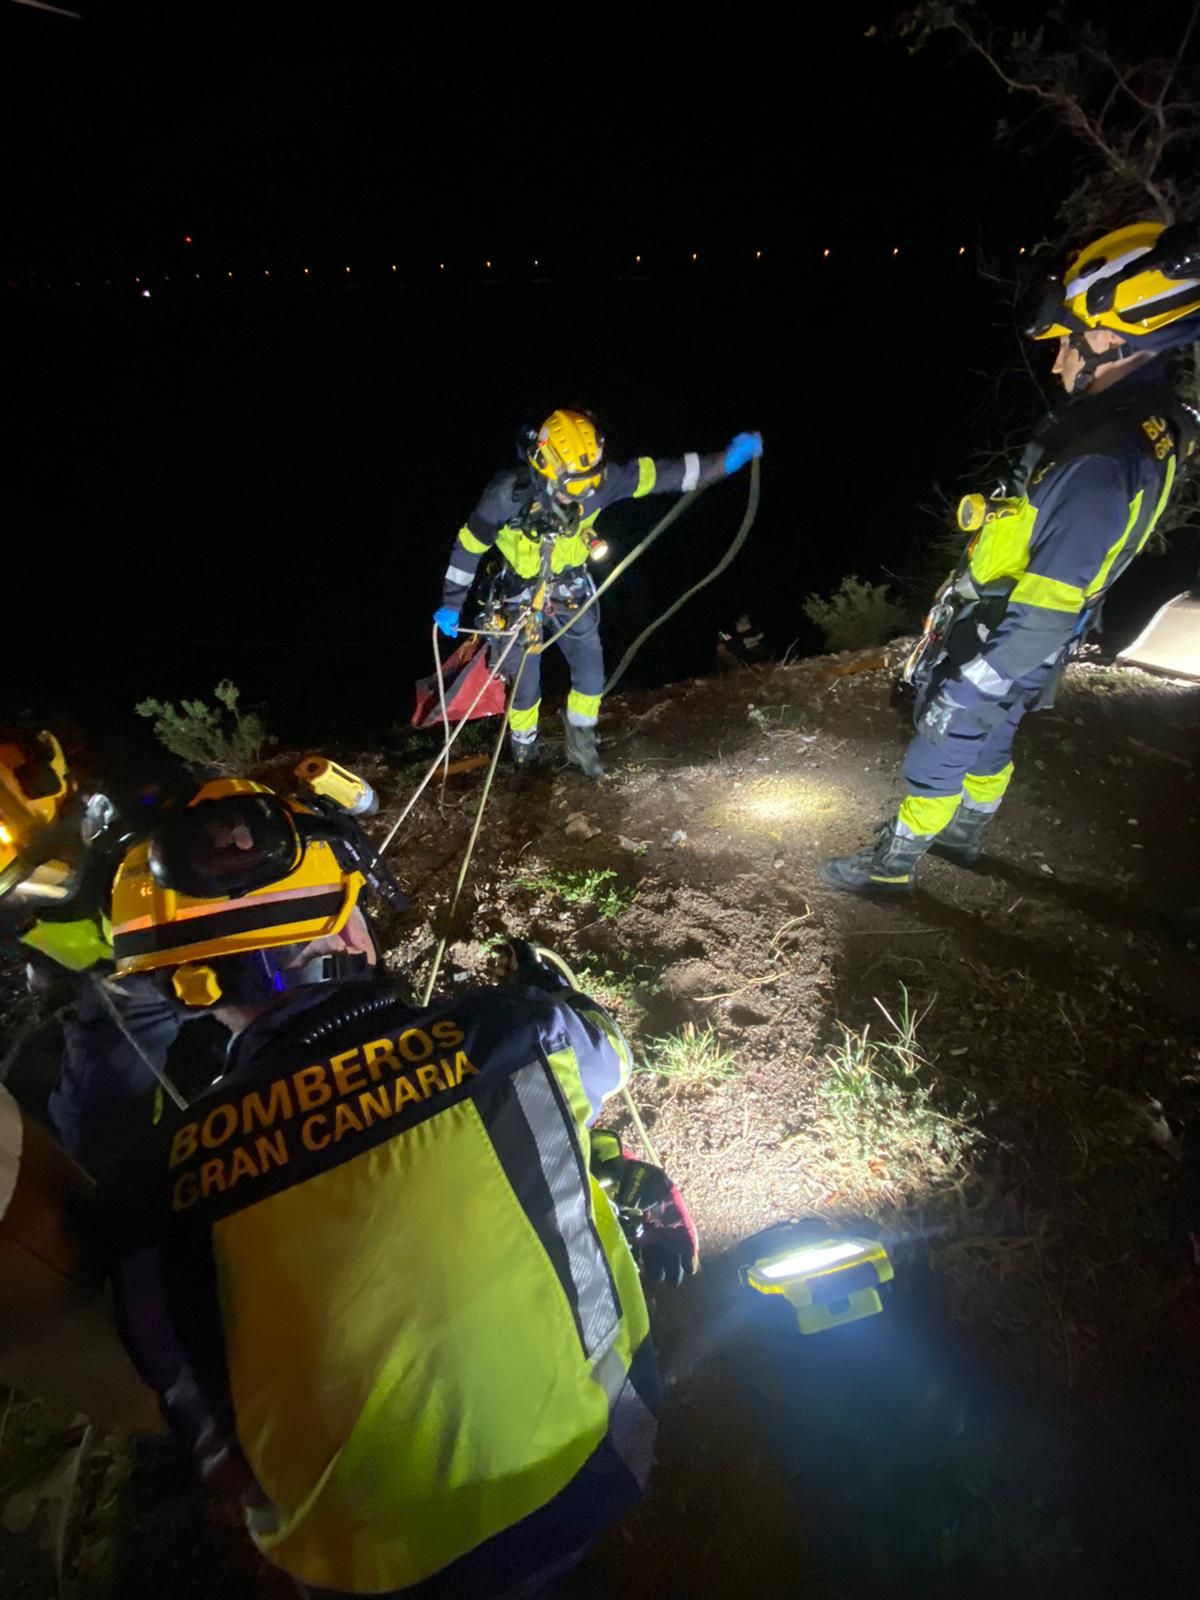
left=434, top=409, right=763, bottom=776
left=99, top=776, right=696, bottom=1598
left=824, top=221, right=1200, bottom=894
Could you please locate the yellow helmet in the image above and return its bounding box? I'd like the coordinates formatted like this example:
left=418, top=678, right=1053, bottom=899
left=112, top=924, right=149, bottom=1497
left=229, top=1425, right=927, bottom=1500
left=0, top=731, right=73, bottom=902
left=1030, top=220, right=1200, bottom=351
left=528, top=409, right=605, bottom=498
left=109, top=777, right=405, bottom=1007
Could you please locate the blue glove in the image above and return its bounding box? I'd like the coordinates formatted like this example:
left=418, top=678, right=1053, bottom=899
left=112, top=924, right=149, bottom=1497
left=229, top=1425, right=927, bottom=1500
left=724, top=431, right=763, bottom=475
left=433, top=606, right=460, bottom=640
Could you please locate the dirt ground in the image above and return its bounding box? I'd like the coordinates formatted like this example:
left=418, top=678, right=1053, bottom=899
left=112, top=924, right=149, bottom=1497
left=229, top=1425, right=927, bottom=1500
left=4, top=647, right=1200, bottom=1597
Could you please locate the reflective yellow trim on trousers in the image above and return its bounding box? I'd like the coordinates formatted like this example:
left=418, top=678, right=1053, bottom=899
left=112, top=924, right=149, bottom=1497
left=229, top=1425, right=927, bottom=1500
left=457, top=526, right=490, bottom=556
left=962, top=764, right=1013, bottom=806
left=633, top=458, right=657, bottom=498
left=567, top=690, right=601, bottom=724
left=1009, top=570, right=1084, bottom=614
left=509, top=700, right=540, bottom=734
left=897, top=793, right=961, bottom=836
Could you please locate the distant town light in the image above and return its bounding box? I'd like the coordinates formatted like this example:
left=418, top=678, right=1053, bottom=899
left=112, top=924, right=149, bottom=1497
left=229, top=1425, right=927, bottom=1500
left=141, top=289, right=151, bottom=299
left=1018, top=246, right=1026, bottom=254
left=756, top=249, right=762, bottom=259
left=345, top=265, right=351, bottom=273
left=486, top=260, right=492, bottom=269
left=304, top=266, right=310, bottom=274
left=959, top=246, right=966, bottom=255
left=635, top=254, right=641, bottom=264
left=691, top=252, right=698, bottom=261
left=892, top=247, right=900, bottom=256
left=823, top=248, right=830, bottom=258
left=184, top=235, right=193, bottom=245
left=391, top=263, right=397, bottom=272
left=264, top=269, right=270, bottom=276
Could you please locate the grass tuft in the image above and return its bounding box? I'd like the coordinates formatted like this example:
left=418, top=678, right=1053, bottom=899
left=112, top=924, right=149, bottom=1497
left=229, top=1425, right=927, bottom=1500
left=640, top=1021, right=738, bottom=1086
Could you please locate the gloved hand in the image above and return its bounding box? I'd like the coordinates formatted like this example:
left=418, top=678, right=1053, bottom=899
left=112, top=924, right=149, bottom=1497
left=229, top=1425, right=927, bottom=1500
left=724, top=431, right=763, bottom=475
left=433, top=606, right=460, bottom=640
left=919, top=676, right=1007, bottom=746
left=591, top=1134, right=699, bottom=1286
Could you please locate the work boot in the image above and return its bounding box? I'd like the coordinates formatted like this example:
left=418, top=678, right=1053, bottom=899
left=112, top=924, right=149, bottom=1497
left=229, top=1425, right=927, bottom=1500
left=930, top=803, right=993, bottom=866
left=510, top=736, right=541, bottom=769
left=821, top=821, right=933, bottom=896
left=561, top=713, right=604, bottom=779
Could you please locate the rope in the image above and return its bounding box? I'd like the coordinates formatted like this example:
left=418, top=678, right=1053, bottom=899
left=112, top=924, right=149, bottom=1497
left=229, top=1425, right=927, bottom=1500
left=398, top=463, right=762, bottom=1151
left=433, top=622, right=451, bottom=792
left=604, top=455, right=760, bottom=695
left=534, top=483, right=711, bottom=654
left=89, top=972, right=189, bottom=1111
left=378, top=615, right=530, bottom=854
left=419, top=651, right=529, bottom=1006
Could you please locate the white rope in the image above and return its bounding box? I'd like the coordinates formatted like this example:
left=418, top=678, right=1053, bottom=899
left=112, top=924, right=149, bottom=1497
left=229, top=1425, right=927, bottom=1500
left=378, top=615, right=530, bottom=853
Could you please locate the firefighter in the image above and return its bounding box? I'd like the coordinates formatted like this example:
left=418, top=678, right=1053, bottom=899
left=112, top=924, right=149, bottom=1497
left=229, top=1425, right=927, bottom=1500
left=434, top=409, right=763, bottom=777
left=0, top=729, right=178, bottom=1175
left=824, top=220, right=1200, bottom=894
left=98, top=775, right=697, bottom=1598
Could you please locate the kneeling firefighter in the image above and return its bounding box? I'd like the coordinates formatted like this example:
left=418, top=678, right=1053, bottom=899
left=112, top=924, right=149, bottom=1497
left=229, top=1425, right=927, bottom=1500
left=99, top=774, right=696, bottom=1597
left=825, top=220, right=1200, bottom=894
left=434, top=408, right=763, bottom=777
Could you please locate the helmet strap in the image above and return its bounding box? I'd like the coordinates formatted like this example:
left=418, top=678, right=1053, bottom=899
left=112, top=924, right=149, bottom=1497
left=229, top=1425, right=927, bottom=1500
left=1069, top=332, right=1130, bottom=392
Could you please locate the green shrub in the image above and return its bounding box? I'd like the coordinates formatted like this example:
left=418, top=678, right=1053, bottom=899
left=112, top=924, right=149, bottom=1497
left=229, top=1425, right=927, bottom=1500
left=803, top=574, right=907, bottom=653
left=135, top=680, right=272, bottom=772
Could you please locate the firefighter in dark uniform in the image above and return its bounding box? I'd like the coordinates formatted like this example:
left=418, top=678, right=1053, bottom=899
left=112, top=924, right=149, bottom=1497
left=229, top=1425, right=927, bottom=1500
left=98, top=775, right=697, bottom=1598
left=824, top=220, right=1200, bottom=894
left=433, top=408, right=763, bottom=777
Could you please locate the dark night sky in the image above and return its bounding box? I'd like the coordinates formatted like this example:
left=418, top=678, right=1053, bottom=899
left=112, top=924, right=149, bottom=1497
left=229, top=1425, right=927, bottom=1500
left=2, top=2, right=1048, bottom=268
left=4, top=0, right=1195, bottom=763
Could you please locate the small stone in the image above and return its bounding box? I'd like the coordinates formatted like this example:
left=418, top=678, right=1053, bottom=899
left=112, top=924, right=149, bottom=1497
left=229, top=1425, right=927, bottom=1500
left=565, top=812, right=601, bottom=840
left=1127, top=817, right=1139, bottom=827
left=1040, top=862, right=1054, bottom=875
left=668, top=829, right=687, bottom=847
left=773, top=856, right=785, bottom=869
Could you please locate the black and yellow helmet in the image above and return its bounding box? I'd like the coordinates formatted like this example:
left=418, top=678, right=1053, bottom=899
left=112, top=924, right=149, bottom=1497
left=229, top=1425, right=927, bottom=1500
left=1030, top=220, right=1200, bottom=353
left=110, top=777, right=406, bottom=1008
left=527, top=408, right=605, bottom=499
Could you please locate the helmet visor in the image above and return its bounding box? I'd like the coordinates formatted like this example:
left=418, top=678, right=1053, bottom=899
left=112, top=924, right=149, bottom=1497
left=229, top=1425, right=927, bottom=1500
left=149, top=794, right=303, bottom=900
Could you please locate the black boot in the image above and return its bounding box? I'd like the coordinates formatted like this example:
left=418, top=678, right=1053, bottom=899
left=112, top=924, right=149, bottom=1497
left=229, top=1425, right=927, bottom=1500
left=930, top=803, right=993, bottom=866
left=561, top=713, right=604, bottom=778
left=821, top=821, right=933, bottom=896
left=510, top=736, right=541, bottom=769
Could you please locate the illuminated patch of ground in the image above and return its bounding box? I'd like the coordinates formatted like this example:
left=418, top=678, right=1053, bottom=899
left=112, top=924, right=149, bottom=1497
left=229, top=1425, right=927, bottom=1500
left=703, top=773, right=842, bottom=839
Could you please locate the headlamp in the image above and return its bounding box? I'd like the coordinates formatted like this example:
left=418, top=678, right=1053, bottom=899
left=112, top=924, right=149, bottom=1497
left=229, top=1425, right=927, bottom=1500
left=742, top=1232, right=894, bottom=1336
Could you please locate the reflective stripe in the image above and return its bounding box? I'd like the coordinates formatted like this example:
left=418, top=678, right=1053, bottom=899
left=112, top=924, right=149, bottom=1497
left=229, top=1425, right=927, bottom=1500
left=898, top=793, right=960, bottom=836
left=633, top=458, right=657, bottom=499
left=0, top=1085, right=22, bottom=1222
left=444, top=563, right=476, bottom=589
left=1008, top=571, right=1084, bottom=614
left=1141, top=455, right=1177, bottom=552
left=566, top=689, right=601, bottom=727
left=960, top=655, right=1011, bottom=696
left=509, top=700, right=540, bottom=735
left=458, top=526, right=490, bottom=556
left=510, top=1062, right=621, bottom=1359
left=608, top=1372, right=656, bottom=1489
left=681, top=452, right=700, bottom=492
left=962, top=762, right=1013, bottom=809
